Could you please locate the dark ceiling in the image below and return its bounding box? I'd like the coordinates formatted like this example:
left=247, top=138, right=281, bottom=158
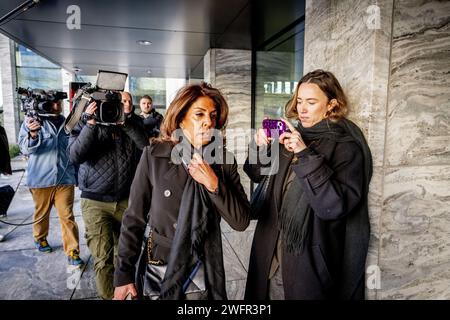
left=0, top=0, right=304, bottom=79
left=0, top=0, right=252, bottom=79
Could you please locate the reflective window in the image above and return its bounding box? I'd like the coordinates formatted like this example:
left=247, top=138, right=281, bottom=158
left=254, top=22, right=304, bottom=128
left=14, top=44, right=63, bottom=123
left=15, top=44, right=62, bottom=91
left=129, top=77, right=167, bottom=115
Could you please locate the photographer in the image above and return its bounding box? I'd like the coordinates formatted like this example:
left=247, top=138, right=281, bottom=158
left=68, top=91, right=148, bottom=300
left=17, top=100, right=84, bottom=266
left=139, top=95, right=163, bottom=139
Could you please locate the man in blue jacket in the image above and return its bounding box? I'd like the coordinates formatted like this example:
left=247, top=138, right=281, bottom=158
left=18, top=100, right=84, bottom=266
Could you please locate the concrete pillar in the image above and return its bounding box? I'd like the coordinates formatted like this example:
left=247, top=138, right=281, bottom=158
left=61, top=68, right=74, bottom=116
left=0, top=34, right=19, bottom=144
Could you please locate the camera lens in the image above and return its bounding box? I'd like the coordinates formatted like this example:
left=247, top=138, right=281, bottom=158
left=38, top=101, right=54, bottom=113
left=100, top=101, right=120, bottom=123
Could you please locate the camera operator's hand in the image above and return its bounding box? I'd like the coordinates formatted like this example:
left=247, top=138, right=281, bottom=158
left=85, top=101, right=97, bottom=125
left=25, top=118, right=41, bottom=139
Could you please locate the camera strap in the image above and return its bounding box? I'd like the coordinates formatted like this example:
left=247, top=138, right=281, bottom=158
left=63, top=90, right=90, bottom=134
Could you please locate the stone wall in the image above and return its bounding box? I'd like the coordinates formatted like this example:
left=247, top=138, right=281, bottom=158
left=304, top=0, right=450, bottom=299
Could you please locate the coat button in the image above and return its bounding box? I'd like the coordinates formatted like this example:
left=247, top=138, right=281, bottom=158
left=164, top=189, right=171, bottom=197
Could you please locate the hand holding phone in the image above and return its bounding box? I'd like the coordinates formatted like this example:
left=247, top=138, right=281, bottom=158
left=279, top=118, right=307, bottom=153
left=262, top=119, right=289, bottom=138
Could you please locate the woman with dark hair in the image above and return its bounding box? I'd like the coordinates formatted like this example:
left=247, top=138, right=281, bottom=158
left=244, top=69, right=372, bottom=300
left=113, top=82, right=250, bottom=300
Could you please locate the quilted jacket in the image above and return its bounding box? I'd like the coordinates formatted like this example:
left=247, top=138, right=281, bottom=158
left=69, top=117, right=148, bottom=202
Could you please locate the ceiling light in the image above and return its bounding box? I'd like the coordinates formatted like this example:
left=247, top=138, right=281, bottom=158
left=137, top=40, right=152, bottom=46
left=146, top=69, right=152, bottom=75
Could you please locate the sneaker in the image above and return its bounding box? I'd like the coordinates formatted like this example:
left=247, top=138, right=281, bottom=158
left=68, top=249, right=84, bottom=266
left=34, top=238, right=53, bottom=253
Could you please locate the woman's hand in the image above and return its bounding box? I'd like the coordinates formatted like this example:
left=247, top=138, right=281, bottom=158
left=279, top=118, right=307, bottom=153
left=188, top=153, right=219, bottom=192
left=113, top=283, right=138, bottom=300
left=254, top=128, right=271, bottom=147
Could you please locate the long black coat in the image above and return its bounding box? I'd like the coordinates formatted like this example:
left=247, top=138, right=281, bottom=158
left=244, top=137, right=368, bottom=300
left=114, top=141, right=250, bottom=289
left=0, top=125, right=12, bottom=175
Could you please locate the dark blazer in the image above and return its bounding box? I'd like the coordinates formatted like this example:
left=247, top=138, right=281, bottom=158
left=114, top=140, right=250, bottom=287
left=244, top=137, right=367, bottom=300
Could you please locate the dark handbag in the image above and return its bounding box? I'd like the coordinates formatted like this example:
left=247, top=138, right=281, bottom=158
left=142, top=228, right=206, bottom=300
left=249, top=175, right=270, bottom=219
left=0, top=185, right=15, bottom=216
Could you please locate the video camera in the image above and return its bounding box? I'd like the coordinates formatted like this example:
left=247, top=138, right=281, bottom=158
left=68, top=70, right=128, bottom=128
left=17, top=87, right=67, bottom=124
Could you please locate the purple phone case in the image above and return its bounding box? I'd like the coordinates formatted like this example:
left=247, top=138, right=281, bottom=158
left=262, top=119, right=287, bottom=138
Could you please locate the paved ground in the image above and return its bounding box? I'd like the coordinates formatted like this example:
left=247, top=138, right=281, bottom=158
left=0, top=156, right=255, bottom=300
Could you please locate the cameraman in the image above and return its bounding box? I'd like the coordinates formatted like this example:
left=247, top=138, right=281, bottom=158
left=17, top=100, right=84, bottom=266
left=139, top=95, right=163, bottom=139
left=68, top=91, right=148, bottom=300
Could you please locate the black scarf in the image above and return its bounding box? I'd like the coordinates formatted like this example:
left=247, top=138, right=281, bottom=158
left=278, top=118, right=373, bottom=258
left=159, top=138, right=226, bottom=300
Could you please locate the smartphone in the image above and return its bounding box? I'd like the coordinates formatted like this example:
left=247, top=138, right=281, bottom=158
left=262, top=119, right=288, bottom=138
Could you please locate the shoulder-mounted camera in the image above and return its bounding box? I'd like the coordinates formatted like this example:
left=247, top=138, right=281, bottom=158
left=64, top=70, right=128, bottom=133
left=16, top=87, right=67, bottom=124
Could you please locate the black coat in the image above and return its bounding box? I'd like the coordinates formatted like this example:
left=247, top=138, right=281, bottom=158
left=69, top=118, right=148, bottom=202
left=0, top=125, right=12, bottom=175
left=244, top=137, right=368, bottom=300
left=114, top=141, right=250, bottom=288
left=141, top=109, right=163, bottom=139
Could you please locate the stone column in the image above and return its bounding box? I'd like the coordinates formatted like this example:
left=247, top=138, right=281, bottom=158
left=204, top=48, right=252, bottom=196
left=379, top=0, right=450, bottom=300
left=304, top=0, right=450, bottom=299
left=0, top=34, right=19, bottom=144
left=204, top=48, right=253, bottom=299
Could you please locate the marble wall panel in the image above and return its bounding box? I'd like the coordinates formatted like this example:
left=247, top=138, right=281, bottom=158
left=379, top=165, right=450, bottom=299
left=385, top=0, right=450, bottom=166
left=204, top=49, right=252, bottom=196
left=0, top=34, right=19, bottom=144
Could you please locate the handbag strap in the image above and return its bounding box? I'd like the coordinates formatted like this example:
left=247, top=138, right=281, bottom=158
left=146, top=228, right=164, bottom=266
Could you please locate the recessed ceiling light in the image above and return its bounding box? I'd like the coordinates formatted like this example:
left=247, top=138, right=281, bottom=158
left=137, top=40, right=152, bottom=46
left=73, top=66, right=82, bottom=73
left=146, top=69, right=152, bottom=75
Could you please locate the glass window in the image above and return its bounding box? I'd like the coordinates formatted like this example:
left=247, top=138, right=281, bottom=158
left=15, top=45, right=59, bottom=68
left=129, top=77, right=167, bottom=115
left=15, top=44, right=63, bottom=123
left=254, top=22, right=304, bottom=128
